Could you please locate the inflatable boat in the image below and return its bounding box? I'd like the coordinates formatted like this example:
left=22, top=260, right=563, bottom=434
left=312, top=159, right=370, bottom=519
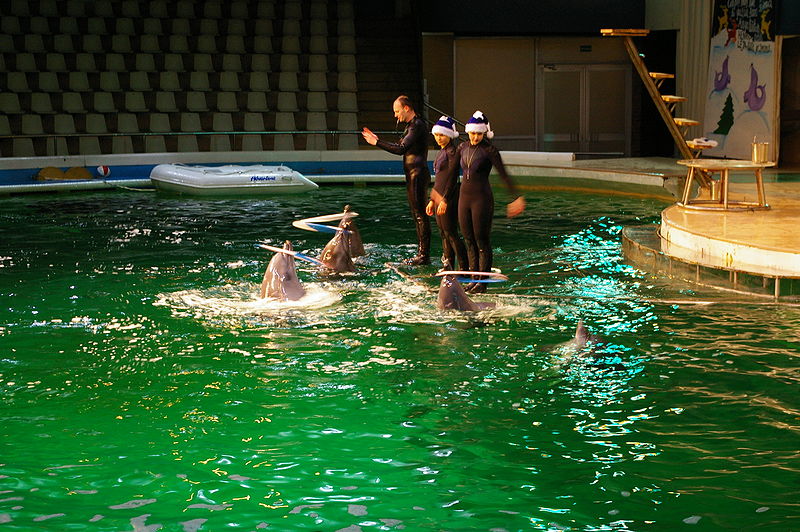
left=149, top=164, right=318, bottom=195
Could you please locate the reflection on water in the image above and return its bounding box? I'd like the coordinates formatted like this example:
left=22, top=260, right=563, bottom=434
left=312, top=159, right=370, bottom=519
left=0, top=188, right=799, bottom=530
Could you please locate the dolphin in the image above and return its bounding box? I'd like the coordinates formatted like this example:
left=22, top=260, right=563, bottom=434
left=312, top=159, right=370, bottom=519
left=319, top=228, right=355, bottom=273
left=436, top=275, right=495, bottom=311
left=339, top=204, right=365, bottom=257
left=260, top=241, right=306, bottom=301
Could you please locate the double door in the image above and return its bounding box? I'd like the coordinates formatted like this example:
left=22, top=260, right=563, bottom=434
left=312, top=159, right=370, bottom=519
left=537, top=64, right=631, bottom=156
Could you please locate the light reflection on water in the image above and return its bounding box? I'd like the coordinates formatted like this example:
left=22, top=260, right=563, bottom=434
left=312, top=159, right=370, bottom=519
left=0, top=188, right=799, bottom=530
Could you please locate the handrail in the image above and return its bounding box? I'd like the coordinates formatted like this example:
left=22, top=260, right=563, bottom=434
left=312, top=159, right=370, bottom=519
left=0, top=130, right=394, bottom=140
left=423, top=101, right=465, bottom=127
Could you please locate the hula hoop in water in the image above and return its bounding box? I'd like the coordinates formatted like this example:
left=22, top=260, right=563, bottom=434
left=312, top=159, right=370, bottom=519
left=435, top=270, right=509, bottom=284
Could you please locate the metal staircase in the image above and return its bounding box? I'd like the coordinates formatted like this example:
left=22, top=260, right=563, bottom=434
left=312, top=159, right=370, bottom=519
left=602, top=29, right=712, bottom=187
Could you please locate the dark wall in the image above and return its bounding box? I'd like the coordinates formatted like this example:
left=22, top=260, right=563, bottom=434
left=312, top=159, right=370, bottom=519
left=777, top=0, right=800, bottom=34
left=418, top=0, right=645, bottom=36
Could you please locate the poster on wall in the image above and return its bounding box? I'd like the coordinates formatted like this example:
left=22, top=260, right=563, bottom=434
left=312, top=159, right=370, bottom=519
left=703, top=0, right=777, bottom=160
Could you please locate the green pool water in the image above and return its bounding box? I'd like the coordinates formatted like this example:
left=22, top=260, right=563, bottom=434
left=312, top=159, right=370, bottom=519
left=1, top=185, right=798, bottom=531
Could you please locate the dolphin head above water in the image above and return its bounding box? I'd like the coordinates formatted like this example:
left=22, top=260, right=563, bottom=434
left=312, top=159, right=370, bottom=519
left=319, top=230, right=356, bottom=273
left=436, top=275, right=495, bottom=312
left=261, top=240, right=306, bottom=301
left=339, top=204, right=365, bottom=257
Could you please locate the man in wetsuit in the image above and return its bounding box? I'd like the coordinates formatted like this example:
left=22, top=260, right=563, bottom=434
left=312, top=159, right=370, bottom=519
left=361, top=95, right=432, bottom=265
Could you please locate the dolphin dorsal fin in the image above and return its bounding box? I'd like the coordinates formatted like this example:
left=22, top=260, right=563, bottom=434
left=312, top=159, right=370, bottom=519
left=574, top=319, right=588, bottom=343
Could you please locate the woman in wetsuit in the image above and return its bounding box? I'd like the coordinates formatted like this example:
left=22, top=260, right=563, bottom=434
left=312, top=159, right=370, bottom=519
left=458, top=111, right=526, bottom=292
left=361, top=95, right=432, bottom=265
left=426, top=116, right=467, bottom=271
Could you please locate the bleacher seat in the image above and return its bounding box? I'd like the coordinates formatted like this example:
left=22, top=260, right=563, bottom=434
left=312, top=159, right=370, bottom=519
left=226, top=20, right=247, bottom=36
left=281, top=36, right=302, bottom=54
left=139, top=35, right=162, bottom=53
left=6, top=72, right=29, bottom=93
left=129, top=71, right=151, bottom=91
left=215, top=92, right=239, bottom=112
left=225, top=36, right=247, bottom=54
left=143, top=18, right=164, bottom=35
left=149, top=1, right=170, bottom=18
left=99, top=72, right=122, bottom=92
left=244, top=92, right=269, bottom=112
left=196, top=36, right=217, bottom=54
left=309, top=19, right=328, bottom=36
left=82, top=35, right=104, bottom=53
left=337, top=72, right=357, bottom=92
left=254, top=19, right=274, bottom=36
left=338, top=55, right=357, bottom=72
left=121, top=0, right=142, bottom=18
left=135, top=54, right=157, bottom=72
left=309, top=35, right=328, bottom=54
left=310, top=2, right=328, bottom=20
left=116, top=18, right=137, bottom=36
left=200, top=19, right=220, bottom=35
left=112, top=113, right=138, bottom=153
left=31, top=93, right=55, bottom=114
left=306, top=92, right=328, bottom=112
left=185, top=92, right=209, bottom=112
left=277, top=92, right=299, bottom=112
left=75, top=53, right=97, bottom=72
left=68, top=72, right=91, bottom=92
left=222, top=54, right=243, bottom=72
left=28, top=20, right=51, bottom=39
left=283, top=19, right=301, bottom=36
left=61, top=92, right=86, bottom=114
left=219, top=72, right=240, bottom=92
left=65, top=0, right=87, bottom=17
left=280, top=54, right=300, bottom=72
left=87, top=17, right=108, bottom=35
left=253, top=35, right=274, bottom=54
left=176, top=0, right=197, bottom=18
left=305, top=112, right=328, bottom=150
left=164, top=53, right=186, bottom=72
left=92, top=93, right=116, bottom=114
left=337, top=112, right=359, bottom=149
left=159, top=72, right=182, bottom=91
left=53, top=35, right=76, bottom=54
left=189, top=72, right=212, bottom=91
left=0, top=94, right=23, bottom=114
left=278, top=72, right=299, bottom=92
left=283, top=1, right=303, bottom=19
left=169, top=35, right=191, bottom=53
left=338, top=2, right=355, bottom=18
left=250, top=54, right=272, bottom=72
left=112, top=35, right=134, bottom=53
left=147, top=113, right=172, bottom=152
left=338, top=36, right=356, bottom=54
left=94, top=1, right=116, bottom=17
left=59, top=17, right=80, bottom=34
left=307, top=72, right=328, bottom=91
left=255, top=1, right=276, bottom=18
left=84, top=113, right=108, bottom=134
left=246, top=72, right=270, bottom=92
left=192, top=54, right=215, bottom=72
left=230, top=1, right=250, bottom=19
left=1, top=16, right=22, bottom=35
left=105, top=53, right=127, bottom=72
left=171, top=19, right=192, bottom=36
left=204, top=1, right=224, bottom=19
left=155, top=92, right=179, bottom=112
left=38, top=72, right=62, bottom=92
left=125, top=92, right=148, bottom=113
left=211, top=113, right=234, bottom=151
left=16, top=53, right=38, bottom=72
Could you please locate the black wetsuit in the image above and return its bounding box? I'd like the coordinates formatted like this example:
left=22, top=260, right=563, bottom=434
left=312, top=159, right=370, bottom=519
left=431, top=141, right=467, bottom=270
left=376, top=115, right=431, bottom=262
left=457, top=140, right=520, bottom=274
